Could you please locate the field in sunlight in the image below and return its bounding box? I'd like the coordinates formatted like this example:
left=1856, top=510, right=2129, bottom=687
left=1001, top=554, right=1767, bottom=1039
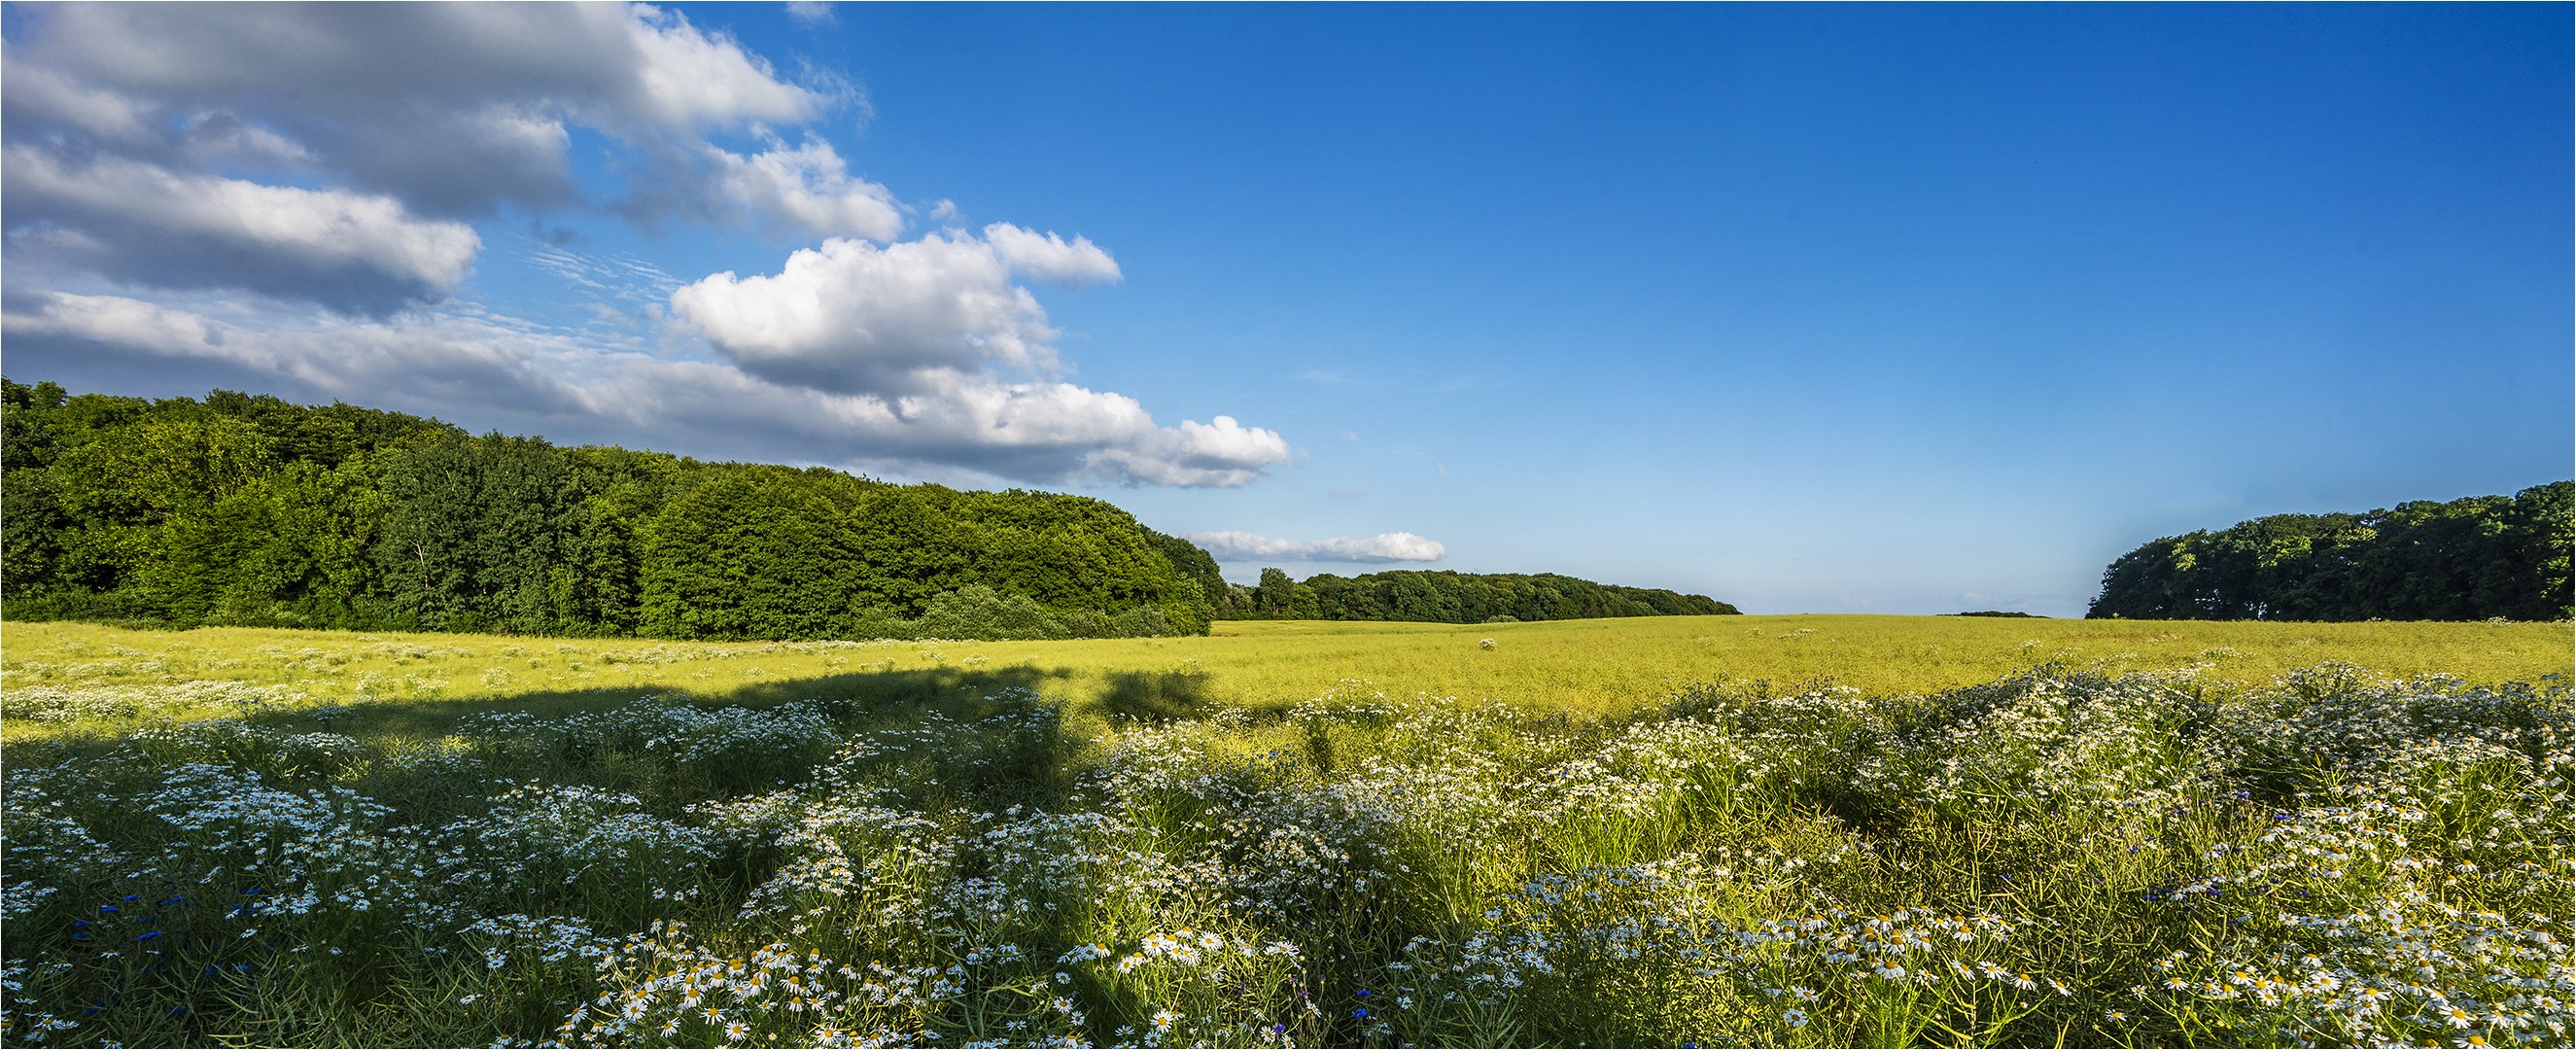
left=3, top=615, right=2566, bottom=742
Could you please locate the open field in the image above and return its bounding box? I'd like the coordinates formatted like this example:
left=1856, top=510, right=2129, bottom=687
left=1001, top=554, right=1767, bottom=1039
left=2, top=616, right=2569, bottom=1047
left=4, top=615, right=2567, bottom=741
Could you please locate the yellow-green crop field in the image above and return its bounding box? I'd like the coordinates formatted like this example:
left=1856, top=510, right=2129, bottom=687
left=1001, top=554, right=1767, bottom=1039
left=1, top=615, right=2569, bottom=1048
left=4, top=615, right=2566, bottom=740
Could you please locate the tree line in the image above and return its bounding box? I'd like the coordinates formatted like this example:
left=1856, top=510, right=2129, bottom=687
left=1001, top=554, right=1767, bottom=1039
left=1213, top=567, right=1737, bottom=623
left=2086, top=481, right=2572, bottom=621
left=1, top=379, right=1217, bottom=641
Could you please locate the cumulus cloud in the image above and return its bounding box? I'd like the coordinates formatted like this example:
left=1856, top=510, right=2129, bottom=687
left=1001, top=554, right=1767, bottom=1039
left=3, top=291, right=1290, bottom=488
left=10, top=4, right=826, bottom=139
left=660, top=222, right=1266, bottom=483
left=3, top=147, right=480, bottom=315
left=0, top=4, right=1287, bottom=490
left=1186, top=531, right=1448, bottom=564
left=983, top=224, right=1122, bottom=286
left=709, top=136, right=905, bottom=240
left=1, top=3, right=834, bottom=227
left=671, top=227, right=1120, bottom=395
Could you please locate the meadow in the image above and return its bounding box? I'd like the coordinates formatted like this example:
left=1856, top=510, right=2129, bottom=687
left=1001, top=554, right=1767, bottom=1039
left=1, top=615, right=2568, bottom=1047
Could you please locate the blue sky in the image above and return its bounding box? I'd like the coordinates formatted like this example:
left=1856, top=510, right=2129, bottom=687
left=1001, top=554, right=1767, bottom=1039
left=5, top=3, right=2567, bottom=615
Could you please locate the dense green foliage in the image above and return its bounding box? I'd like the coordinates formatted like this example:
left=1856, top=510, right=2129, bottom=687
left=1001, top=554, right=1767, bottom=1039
left=2088, top=482, right=2573, bottom=621
left=1, top=379, right=1213, bottom=640
left=1217, top=568, right=1737, bottom=622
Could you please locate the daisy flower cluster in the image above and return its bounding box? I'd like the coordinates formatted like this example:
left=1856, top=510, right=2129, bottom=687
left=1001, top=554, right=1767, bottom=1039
left=0, top=663, right=2564, bottom=1047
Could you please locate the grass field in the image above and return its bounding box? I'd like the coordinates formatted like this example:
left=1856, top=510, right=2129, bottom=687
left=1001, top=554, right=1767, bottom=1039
left=3, top=615, right=2566, bottom=741
left=1, top=615, right=2569, bottom=1047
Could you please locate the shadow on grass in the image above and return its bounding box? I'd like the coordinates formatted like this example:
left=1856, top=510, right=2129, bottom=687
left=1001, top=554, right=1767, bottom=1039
left=272, top=664, right=1080, bottom=743
left=0, top=663, right=1143, bottom=1047
left=9, top=663, right=1119, bottom=808
left=1097, top=668, right=1211, bottom=723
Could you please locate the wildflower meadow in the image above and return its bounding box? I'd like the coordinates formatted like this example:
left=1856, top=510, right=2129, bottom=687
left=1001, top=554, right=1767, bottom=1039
left=1, top=619, right=2568, bottom=1047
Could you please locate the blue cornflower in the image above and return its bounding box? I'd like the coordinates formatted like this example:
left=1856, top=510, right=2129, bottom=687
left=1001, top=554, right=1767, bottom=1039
left=100, top=905, right=119, bottom=914
left=1351, top=1007, right=1369, bottom=1020
left=1354, top=989, right=1371, bottom=998
left=137, top=930, right=163, bottom=941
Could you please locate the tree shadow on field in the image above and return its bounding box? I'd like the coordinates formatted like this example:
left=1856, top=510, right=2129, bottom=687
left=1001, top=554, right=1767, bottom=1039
left=0, top=661, right=1140, bottom=1048
left=15, top=658, right=1246, bottom=838
left=186, top=664, right=1085, bottom=748
left=1097, top=668, right=1211, bottom=723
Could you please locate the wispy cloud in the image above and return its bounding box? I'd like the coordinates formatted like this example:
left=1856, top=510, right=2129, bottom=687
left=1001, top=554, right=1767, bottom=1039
left=1186, top=530, right=1445, bottom=564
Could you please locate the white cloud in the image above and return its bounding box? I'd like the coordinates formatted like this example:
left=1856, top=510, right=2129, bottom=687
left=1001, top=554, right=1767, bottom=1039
left=1186, top=531, right=1448, bottom=564
left=785, top=2, right=837, bottom=26
left=4, top=291, right=1290, bottom=489
left=8, top=3, right=828, bottom=137
left=2, top=3, right=834, bottom=220
left=621, top=4, right=831, bottom=131
left=710, top=136, right=904, bottom=240
left=1092, top=416, right=1292, bottom=488
left=0, top=5, right=1289, bottom=492
left=3, top=146, right=480, bottom=314
left=671, top=230, right=1078, bottom=394
left=983, top=223, right=1122, bottom=286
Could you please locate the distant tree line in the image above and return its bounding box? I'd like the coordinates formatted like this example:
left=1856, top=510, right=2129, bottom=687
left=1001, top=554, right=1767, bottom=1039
left=1213, top=567, right=1737, bottom=623
left=2086, top=482, right=2572, bottom=621
left=1, top=379, right=1215, bottom=641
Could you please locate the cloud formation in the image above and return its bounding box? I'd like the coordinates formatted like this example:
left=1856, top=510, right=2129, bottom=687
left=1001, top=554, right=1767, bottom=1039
left=983, top=224, right=1123, bottom=286
left=1187, top=531, right=1448, bottom=564
left=2, top=4, right=833, bottom=218
left=670, top=225, right=1121, bottom=395
left=0, top=3, right=1283, bottom=489
left=708, top=136, right=905, bottom=241
left=4, top=291, right=1289, bottom=489
left=4, top=146, right=480, bottom=315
